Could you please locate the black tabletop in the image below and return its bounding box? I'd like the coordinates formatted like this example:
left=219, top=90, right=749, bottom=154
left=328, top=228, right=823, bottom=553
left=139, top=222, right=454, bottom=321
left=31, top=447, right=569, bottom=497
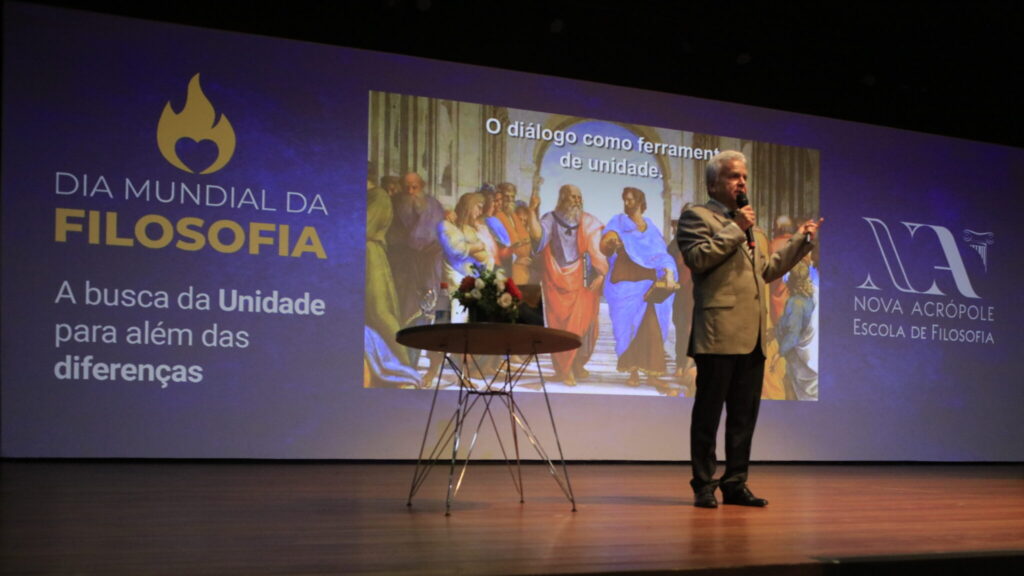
left=396, top=323, right=581, bottom=355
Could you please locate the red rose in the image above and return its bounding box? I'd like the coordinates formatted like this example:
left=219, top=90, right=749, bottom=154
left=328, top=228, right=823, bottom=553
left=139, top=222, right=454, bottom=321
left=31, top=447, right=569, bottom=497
left=505, top=278, right=522, bottom=300
left=459, top=276, right=477, bottom=292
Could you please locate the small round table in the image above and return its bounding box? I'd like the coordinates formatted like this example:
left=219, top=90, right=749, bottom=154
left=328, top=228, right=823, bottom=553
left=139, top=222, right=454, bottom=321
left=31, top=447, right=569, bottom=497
left=397, top=323, right=581, bottom=515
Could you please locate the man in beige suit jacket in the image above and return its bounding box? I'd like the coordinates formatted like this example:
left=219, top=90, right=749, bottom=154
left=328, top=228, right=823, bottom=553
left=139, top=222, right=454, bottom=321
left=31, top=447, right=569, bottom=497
left=676, top=150, right=821, bottom=508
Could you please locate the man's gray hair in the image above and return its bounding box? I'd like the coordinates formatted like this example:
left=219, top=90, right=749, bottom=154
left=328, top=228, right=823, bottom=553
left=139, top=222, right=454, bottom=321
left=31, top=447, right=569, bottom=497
left=705, top=150, right=747, bottom=188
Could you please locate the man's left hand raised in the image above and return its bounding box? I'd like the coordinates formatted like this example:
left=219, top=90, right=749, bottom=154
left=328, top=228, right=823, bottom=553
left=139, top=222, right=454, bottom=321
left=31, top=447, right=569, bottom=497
left=798, top=218, right=823, bottom=241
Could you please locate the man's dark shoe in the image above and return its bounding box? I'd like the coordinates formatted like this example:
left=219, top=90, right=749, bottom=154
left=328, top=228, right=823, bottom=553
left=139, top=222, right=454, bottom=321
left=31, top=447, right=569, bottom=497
left=721, top=485, right=768, bottom=507
left=693, top=488, right=718, bottom=508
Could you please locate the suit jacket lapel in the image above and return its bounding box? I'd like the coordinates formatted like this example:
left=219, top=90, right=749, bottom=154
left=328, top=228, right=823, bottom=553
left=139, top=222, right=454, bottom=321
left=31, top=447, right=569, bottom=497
left=706, top=200, right=755, bottom=267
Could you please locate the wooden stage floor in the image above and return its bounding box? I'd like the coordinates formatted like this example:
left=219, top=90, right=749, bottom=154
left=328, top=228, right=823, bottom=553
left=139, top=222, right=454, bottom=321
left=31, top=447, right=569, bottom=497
left=2, top=461, right=1023, bottom=575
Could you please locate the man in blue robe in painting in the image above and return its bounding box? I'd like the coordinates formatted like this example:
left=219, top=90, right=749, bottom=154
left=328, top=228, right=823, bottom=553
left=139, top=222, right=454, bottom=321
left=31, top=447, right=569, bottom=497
left=600, top=187, right=678, bottom=387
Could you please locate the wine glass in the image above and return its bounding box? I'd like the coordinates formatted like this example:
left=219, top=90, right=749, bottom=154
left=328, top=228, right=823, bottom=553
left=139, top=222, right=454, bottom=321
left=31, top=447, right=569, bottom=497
left=419, top=288, right=438, bottom=324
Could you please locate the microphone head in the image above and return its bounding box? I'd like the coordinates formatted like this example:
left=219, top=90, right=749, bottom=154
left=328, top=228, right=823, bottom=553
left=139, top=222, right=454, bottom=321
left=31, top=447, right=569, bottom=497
left=735, top=192, right=749, bottom=208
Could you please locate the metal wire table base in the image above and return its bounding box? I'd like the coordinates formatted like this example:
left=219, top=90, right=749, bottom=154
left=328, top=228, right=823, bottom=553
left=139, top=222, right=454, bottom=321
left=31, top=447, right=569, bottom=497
left=406, top=346, right=576, bottom=516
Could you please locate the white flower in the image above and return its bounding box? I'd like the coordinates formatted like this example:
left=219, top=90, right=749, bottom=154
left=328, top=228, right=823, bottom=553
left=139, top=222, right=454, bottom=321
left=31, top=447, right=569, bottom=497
left=498, top=292, right=513, bottom=308
left=496, top=279, right=506, bottom=293
left=474, top=278, right=485, bottom=290
left=495, top=269, right=507, bottom=283
left=470, top=288, right=483, bottom=300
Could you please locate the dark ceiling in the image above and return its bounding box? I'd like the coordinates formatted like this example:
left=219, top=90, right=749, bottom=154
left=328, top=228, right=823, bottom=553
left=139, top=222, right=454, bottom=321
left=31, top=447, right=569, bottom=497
left=19, top=0, right=1024, bottom=149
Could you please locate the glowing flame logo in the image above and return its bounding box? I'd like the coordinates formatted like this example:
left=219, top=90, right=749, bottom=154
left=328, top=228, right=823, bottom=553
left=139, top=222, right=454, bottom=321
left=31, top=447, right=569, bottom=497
left=156, top=74, right=235, bottom=174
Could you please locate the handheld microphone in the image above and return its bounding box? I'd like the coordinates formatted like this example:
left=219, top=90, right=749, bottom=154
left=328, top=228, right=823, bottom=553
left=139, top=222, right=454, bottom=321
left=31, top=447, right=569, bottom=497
left=736, top=192, right=755, bottom=248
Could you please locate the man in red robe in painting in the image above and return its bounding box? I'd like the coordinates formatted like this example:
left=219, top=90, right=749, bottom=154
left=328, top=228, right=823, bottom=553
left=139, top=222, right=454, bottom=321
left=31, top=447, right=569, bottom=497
left=528, top=184, right=607, bottom=385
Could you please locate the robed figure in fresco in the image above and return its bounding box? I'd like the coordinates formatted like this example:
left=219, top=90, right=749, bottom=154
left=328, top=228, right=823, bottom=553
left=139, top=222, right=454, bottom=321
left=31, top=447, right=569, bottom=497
left=528, top=184, right=607, bottom=386
left=494, top=182, right=534, bottom=285
left=600, top=187, right=678, bottom=387
left=363, top=170, right=420, bottom=388
left=438, top=192, right=492, bottom=300
left=365, top=177, right=406, bottom=364
left=775, top=259, right=818, bottom=400
left=387, top=172, right=445, bottom=327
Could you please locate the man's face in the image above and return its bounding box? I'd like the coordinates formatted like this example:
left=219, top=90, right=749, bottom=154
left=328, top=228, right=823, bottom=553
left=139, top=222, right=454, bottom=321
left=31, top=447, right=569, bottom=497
left=514, top=207, right=529, bottom=226
left=622, top=190, right=642, bottom=217
left=504, top=191, right=519, bottom=214
left=709, top=160, right=748, bottom=210
left=559, top=187, right=583, bottom=212
left=403, top=175, right=424, bottom=197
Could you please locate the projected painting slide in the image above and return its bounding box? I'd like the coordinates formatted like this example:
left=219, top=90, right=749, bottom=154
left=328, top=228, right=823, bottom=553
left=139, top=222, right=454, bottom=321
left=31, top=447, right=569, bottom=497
left=364, top=92, right=820, bottom=400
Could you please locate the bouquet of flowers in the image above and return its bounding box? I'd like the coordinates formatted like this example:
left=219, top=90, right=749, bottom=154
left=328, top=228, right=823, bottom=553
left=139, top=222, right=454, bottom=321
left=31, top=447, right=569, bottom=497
left=452, top=265, right=522, bottom=323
